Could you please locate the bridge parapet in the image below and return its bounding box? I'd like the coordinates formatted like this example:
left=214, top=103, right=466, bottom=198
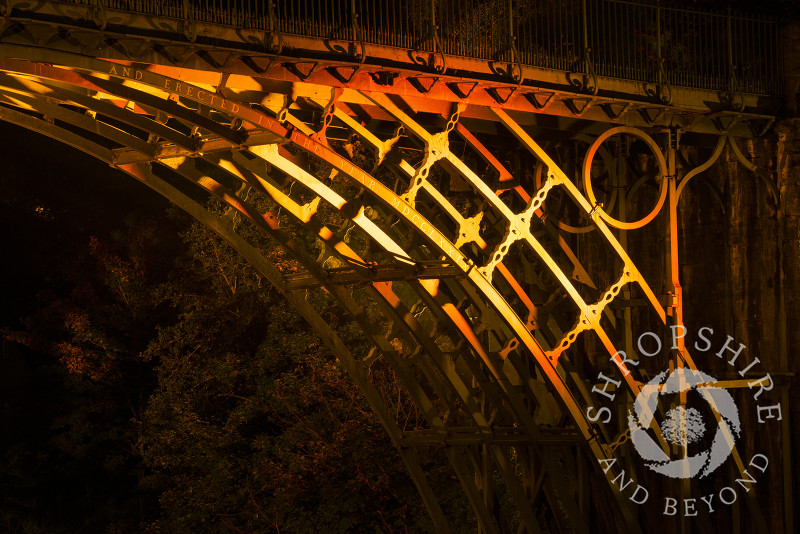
left=0, top=0, right=785, bottom=136
left=32, top=0, right=781, bottom=94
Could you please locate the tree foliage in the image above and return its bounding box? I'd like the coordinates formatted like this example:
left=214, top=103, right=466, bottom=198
left=0, top=121, right=470, bottom=533
left=136, top=220, right=433, bottom=533
left=2, top=203, right=437, bottom=533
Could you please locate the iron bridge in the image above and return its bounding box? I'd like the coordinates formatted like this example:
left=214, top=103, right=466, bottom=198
left=0, top=1, right=791, bottom=532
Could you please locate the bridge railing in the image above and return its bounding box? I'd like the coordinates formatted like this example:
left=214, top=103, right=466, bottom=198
left=60, top=0, right=782, bottom=96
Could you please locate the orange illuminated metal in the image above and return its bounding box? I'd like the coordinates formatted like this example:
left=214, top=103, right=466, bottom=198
left=0, top=21, right=784, bottom=531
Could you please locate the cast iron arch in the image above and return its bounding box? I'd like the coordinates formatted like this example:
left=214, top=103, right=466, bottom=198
left=0, top=44, right=777, bottom=534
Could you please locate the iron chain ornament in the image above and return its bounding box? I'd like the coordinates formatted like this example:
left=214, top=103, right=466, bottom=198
left=608, top=427, right=632, bottom=454
left=0, top=0, right=791, bottom=532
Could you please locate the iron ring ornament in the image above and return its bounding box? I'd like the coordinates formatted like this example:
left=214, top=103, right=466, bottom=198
left=540, top=139, right=619, bottom=234
left=582, top=126, right=669, bottom=230
left=0, top=27, right=784, bottom=529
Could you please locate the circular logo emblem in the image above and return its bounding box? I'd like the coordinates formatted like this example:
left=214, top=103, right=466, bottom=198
left=628, top=368, right=741, bottom=479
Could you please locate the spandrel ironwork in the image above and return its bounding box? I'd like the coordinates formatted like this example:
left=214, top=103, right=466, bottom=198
left=0, top=1, right=793, bottom=532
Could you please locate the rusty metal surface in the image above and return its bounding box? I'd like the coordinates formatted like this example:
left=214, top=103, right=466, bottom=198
left=0, top=1, right=782, bottom=137
left=17, top=0, right=783, bottom=95
left=0, top=10, right=792, bottom=532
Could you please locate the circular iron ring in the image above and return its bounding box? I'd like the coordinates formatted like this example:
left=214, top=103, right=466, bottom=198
left=582, top=126, right=668, bottom=230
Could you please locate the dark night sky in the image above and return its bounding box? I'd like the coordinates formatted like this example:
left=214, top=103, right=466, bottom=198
left=0, top=121, right=178, bottom=467
left=0, top=123, right=174, bottom=329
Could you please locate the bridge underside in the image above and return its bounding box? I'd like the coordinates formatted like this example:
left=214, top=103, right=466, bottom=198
left=0, top=4, right=793, bottom=533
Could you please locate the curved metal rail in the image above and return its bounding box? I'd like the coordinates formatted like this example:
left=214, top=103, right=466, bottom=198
left=0, top=41, right=782, bottom=533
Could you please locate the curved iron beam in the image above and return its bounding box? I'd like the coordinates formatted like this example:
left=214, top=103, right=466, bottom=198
left=675, top=135, right=727, bottom=200
left=2, top=42, right=775, bottom=533
left=727, top=134, right=781, bottom=210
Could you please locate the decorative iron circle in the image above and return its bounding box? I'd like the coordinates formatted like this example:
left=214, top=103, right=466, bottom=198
left=549, top=136, right=618, bottom=234
left=582, top=126, right=668, bottom=230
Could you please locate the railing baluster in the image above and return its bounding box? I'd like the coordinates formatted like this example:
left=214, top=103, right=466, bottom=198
left=609, top=4, right=625, bottom=76
left=45, top=0, right=783, bottom=97
left=727, top=8, right=734, bottom=92
left=656, top=1, right=661, bottom=86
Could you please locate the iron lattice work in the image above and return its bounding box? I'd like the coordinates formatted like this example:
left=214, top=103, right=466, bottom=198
left=0, top=44, right=783, bottom=532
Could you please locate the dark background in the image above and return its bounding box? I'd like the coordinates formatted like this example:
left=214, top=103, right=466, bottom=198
left=0, top=122, right=444, bottom=532
left=0, top=0, right=796, bottom=531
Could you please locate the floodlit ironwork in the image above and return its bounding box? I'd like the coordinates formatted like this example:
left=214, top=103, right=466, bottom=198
left=0, top=1, right=792, bottom=532
left=49, top=0, right=783, bottom=96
